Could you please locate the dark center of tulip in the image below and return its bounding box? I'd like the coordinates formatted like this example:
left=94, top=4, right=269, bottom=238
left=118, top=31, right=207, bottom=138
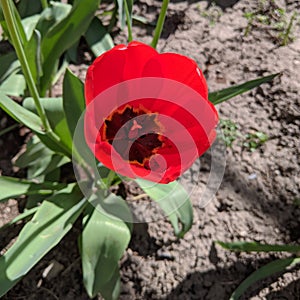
left=103, top=106, right=164, bottom=166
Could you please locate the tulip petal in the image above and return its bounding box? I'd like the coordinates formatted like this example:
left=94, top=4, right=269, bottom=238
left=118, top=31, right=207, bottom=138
left=85, top=42, right=158, bottom=104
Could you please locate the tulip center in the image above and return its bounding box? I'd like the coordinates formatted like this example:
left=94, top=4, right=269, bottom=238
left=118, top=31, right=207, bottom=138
left=128, top=120, right=142, bottom=139
left=102, top=105, right=164, bottom=166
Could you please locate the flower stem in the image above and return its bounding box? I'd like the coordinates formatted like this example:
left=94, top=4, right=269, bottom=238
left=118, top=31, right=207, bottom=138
left=40, top=0, right=48, bottom=9
left=124, top=0, right=133, bottom=42
left=0, top=0, right=50, bottom=133
left=151, top=0, right=169, bottom=49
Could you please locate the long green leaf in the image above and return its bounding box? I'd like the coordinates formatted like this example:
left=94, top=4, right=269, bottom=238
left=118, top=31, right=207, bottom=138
left=36, top=2, right=72, bottom=39
left=116, top=0, right=125, bottom=29
left=39, top=0, right=100, bottom=95
left=208, top=73, right=279, bottom=105
left=31, top=1, right=72, bottom=84
left=63, top=69, right=97, bottom=167
left=136, top=179, right=193, bottom=238
left=0, top=184, right=86, bottom=297
left=230, top=257, right=300, bottom=300
left=24, top=29, right=42, bottom=85
left=0, top=91, right=44, bottom=134
left=0, top=176, right=66, bottom=202
left=62, top=69, right=85, bottom=137
left=0, top=3, right=4, bottom=22
left=85, top=17, right=114, bottom=57
left=79, top=194, right=131, bottom=299
left=217, top=241, right=300, bottom=253
left=9, top=0, right=27, bottom=46
left=117, top=0, right=133, bottom=30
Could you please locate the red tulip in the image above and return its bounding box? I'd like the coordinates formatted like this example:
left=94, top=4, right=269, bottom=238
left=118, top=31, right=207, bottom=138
left=84, top=41, right=218, bottom=184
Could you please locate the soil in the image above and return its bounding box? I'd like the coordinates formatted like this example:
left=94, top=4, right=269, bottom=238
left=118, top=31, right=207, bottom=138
left=1, top=0, right=300, bottom=299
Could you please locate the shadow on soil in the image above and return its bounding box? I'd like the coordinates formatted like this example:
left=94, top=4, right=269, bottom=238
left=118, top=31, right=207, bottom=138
left=221, top=159, right=300, bottom=242
left=162, top=260, right=300, bottom=300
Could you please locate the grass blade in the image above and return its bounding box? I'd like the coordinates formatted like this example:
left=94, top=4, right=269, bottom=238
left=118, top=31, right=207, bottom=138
left=208, top=73, right=279, bottom=105
left=217, top=241, right=300, bottom=253
left=230, top=257, right=300, bottom=300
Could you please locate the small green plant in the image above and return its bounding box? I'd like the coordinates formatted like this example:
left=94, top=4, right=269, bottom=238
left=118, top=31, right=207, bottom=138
left=219, top=120, right=268, bottom=152
left=243, top=131, right=268, bottom=152
left=198, top=2, right=222, bottom=26
left=243, top=0, right=298, bottom=46
left=219, top=118, right=239, bottom=147
left=278, top=12, right=298, bottom=46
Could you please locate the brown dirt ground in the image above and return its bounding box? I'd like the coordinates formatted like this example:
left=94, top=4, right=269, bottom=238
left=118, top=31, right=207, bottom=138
left=1, top=0, right=300, bottom=299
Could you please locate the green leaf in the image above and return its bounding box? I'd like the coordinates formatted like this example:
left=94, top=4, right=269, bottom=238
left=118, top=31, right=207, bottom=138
left=217, top=241, right=300, bottom=253
left=132, top=14, right=154, bottom=26
left=97, top=266, right=121, bottom=300
left=24, top=29, right=43, bottom=85
left=0, top=4, right=4, bottom=22
left=21, top=14, right=40, bottom=40
left=36, top=2, right=72, bottom=39
left=97, top=193, right=133, bottom=229
left=208, top=73, right=279, bottom=105
left=0, top=73, right=26, bottom=97
left=62, top=69, right=85, bottom=137
left=85, top=17, right=114, bottom=57
left=229, top=257, right=300, bottom=300
left=136, top=179, right=193, bottom=238
left=0, top=175, right=66, bottom=202
left=15, top=135, right=52, bottom=168
left=30, top=154, right=68, bottom=180
left=21, top=137, right=69, bottom=207
left=62, top=69, right=94, bottom=166
left=39, top=0, right=100, bottom=95
left=23, top=97, right=73, bottom=154
left=15, top=135, right=70, bottom=180
left=0, top=91, right=44, bottom=134
left=0, top=184, right=86, bottom=297
left=116, top=0, right=125, bottom=29
left=117, top=0, right=133, bottom=29
left=0, top=1, right=27, bottom=45
left=2, top=5, right=41, bottom=94
left=79, top=195, right=131, bottom=299
left=10, top=0, right=27, bottom=46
